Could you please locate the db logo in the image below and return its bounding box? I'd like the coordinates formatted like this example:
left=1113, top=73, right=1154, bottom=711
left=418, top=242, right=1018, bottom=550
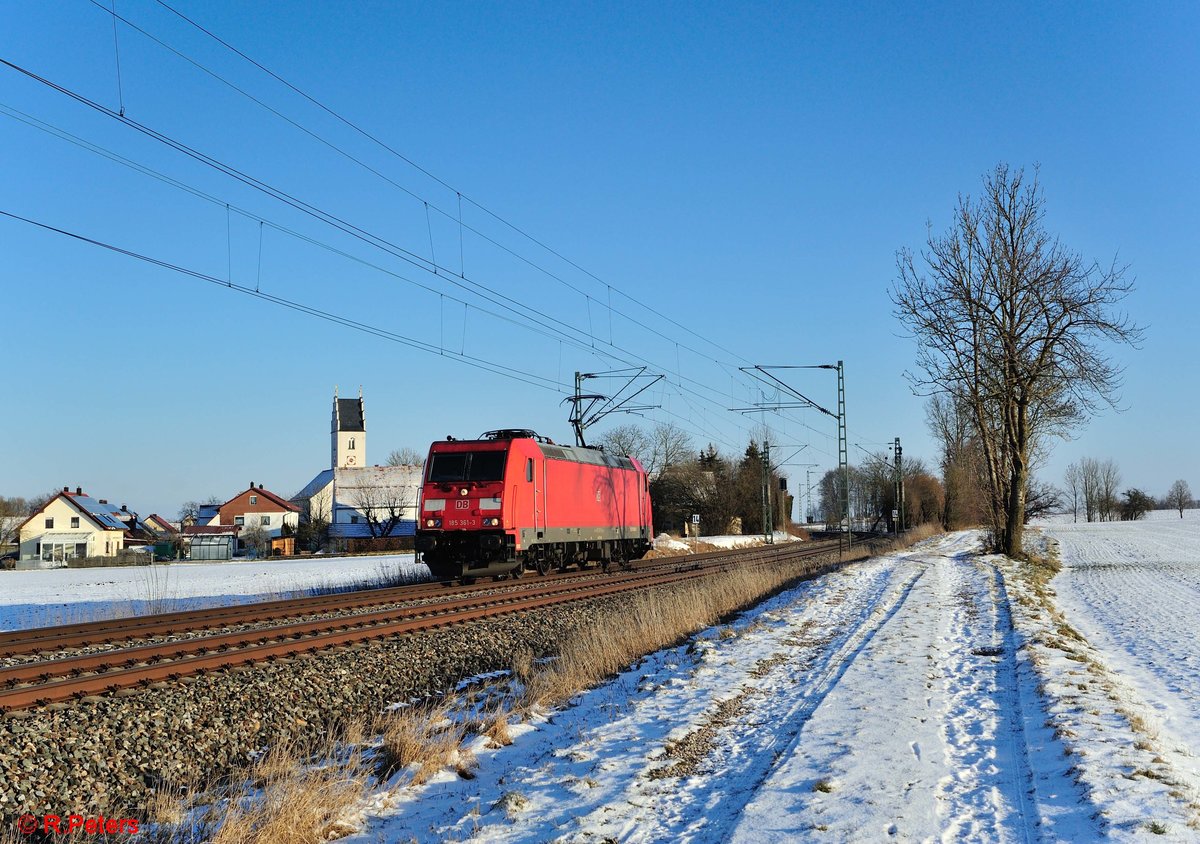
left=16, top=815, right=37, bottom=835
left=455, top=500, right=470, bottom=510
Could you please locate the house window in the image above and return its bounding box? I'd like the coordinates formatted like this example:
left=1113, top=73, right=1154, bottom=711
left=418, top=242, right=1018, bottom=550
left=349, top=437, right=356, bottom=450
left=261, top=515, right=271, bottom=526
left=250, top=495, right=258, bottom=505
left=45, top=517, right=54, bottom=529
left=235, top=516, right=245, bottom=526
left=350, top=515, right=359, bottom=524
left=71, top=517, right=80, bottom=528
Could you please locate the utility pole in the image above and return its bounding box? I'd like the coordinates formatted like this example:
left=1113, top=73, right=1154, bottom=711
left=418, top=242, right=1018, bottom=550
left=893, top=437, right=904, bottom=533
left=731, top=361, right=849, bottom=554
left=806, top=467, right=814, bottom=523
left=837, top=360, right=850, bottom=556
left=761, top=440, right=773, bottom=544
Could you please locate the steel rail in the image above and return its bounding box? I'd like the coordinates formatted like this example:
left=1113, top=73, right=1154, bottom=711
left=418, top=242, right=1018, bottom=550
left=0, top=540, right=839, bottom=658
left=0, top=542, right=841, bottom=712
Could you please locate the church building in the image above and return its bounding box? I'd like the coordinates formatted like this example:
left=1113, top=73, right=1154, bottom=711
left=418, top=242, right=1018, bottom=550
left=291, top=389, right=422, bottom=542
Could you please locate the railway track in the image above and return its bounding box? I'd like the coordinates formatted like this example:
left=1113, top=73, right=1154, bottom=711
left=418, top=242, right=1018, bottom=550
left=0, top=540, right=855, bottom=714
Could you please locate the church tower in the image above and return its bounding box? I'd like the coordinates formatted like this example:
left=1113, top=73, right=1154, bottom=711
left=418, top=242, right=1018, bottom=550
left=331, top=387, right=366, bottom=469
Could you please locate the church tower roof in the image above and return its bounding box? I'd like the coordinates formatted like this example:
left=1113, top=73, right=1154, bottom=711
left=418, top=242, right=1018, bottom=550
left=335, top=398, right=365, bottom=432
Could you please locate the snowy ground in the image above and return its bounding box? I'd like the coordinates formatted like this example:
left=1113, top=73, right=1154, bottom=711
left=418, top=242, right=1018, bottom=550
left=343, top=530, right=1200, bottom=842
left=0, top=554, right=426, bottom=631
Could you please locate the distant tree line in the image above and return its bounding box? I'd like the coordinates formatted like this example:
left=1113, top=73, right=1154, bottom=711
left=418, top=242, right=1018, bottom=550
left=597, top=423, right=792, bottom=537
left=814, top=458, right=944, bottom=532
left=1062, top=461, right=1192, bottom=522
left=597, top=422, right=945, bottom=537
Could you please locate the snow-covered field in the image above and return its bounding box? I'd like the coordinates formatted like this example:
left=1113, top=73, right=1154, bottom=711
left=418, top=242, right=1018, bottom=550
left=329, top=525, right=1200, bottom=842
left=13, top=522, right=1200, bottom=838
left=0, top=554, right=426, bottom=631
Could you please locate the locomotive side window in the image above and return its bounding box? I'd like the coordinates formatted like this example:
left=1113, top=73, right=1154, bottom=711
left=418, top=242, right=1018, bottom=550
left=428, top=451, right=508, bottom=483
left=526, top=458, right=534, bottom=482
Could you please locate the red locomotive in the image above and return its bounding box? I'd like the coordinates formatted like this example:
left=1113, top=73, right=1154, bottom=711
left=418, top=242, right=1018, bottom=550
left=414, top=429, right=654, bottom=582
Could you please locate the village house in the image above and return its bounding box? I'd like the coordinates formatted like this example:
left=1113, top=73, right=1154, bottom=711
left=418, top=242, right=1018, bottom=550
left=17, top=487, right=150, bottom=564
left=207, top=483, right=300, bottom=552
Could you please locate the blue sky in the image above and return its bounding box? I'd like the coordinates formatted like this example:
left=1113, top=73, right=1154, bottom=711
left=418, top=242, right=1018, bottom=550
left=3, top=1, right=1197, bottom=518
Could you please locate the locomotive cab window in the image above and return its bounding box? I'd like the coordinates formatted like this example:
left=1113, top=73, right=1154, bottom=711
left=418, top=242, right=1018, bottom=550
left=526, top=458, right=533, bottom=482
left=428, top=451, right=507, bottom=483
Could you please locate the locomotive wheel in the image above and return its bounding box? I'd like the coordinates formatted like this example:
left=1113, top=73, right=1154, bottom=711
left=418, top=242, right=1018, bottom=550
left=460, top=576, right=476, bottom=585
left=510, top=561, right=525, bottom=580
left=535, top=557, right=551, bottom=576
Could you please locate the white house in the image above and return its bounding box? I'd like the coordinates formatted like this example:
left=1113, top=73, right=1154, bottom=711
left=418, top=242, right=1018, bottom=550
left=17, top=487, right=144, bottom=564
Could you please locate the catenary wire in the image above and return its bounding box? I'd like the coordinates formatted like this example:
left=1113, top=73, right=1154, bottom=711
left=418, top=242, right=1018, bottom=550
left=148, top=0, right=752, bottom=367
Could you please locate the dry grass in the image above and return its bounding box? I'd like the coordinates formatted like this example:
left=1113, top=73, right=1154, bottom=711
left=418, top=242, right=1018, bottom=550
left=374, top=702, right=467, bottom=785
left=522, top=564, right=800, bottom=708
left=481, top=706, right=514, bottom=748
left=207, top=742, right=368, bottom=844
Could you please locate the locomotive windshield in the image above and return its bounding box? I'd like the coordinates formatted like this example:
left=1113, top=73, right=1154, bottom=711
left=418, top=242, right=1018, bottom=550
left=427, top=450, right=507, bottom=483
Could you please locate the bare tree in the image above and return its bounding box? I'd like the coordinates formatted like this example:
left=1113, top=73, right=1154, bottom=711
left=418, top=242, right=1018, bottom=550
left=296, top=497, right=330, bottom=552
left=386, top=447, right=425, bottom=467
left=349, top=481, right=416, bottom=538
left=649, top=422, right=694, bottom=480
left=1079, top=457, right=1099, bottom=522
left=1166, top=479, right=1192, bottom=518
left=240, top=524, right=270, bottom=557
left=0, top=496, right=31, bottom=547
left=1098, top=459, right=1121, bottom=522
left=1024, top=479, right=1061, bottom=523
left=1063, top=463, right=1081, bottom=523
left=177, top=495, right=224, bottom=523
left=893, top=164, right=1141, bottom=556
left=597, top=421, right=692, bottom=481
left=597, top=424, right=651, bottom=464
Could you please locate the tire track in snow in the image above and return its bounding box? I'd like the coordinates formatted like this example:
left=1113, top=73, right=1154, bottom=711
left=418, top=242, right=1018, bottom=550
left=988, top=561, right=1041, bottom=844
left=573, top=557, right=926, bottom=843
left=934, top=554, right=1043, bottom=843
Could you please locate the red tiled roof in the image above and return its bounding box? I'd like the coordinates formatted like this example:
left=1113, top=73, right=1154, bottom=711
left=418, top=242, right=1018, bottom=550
left=182, top=525, right=240, bottom=536
left=219, top=485, right=301, bottom=512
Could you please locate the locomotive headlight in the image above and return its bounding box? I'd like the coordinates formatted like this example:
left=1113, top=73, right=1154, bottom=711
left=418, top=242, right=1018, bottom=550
left=459, top=488, right=468, bottom=496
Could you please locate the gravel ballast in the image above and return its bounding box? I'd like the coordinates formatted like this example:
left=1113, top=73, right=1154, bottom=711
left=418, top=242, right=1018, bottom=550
left=0, top=548, right=850, bottom=818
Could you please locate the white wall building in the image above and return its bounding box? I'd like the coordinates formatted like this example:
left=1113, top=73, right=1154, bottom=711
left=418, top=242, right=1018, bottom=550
left=292, top=390, right=421, bottom=539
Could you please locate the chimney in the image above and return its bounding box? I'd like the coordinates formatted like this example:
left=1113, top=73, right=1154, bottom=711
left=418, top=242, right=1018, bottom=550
left=99, top=499, right=108, bottom=505
left=63, top=486, right=69, bottom=493
left=259, top=483, right=264, bottom=489
left=121, top=504, right=128, bottom=512
left=76, top=486, right=82, bottom=495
